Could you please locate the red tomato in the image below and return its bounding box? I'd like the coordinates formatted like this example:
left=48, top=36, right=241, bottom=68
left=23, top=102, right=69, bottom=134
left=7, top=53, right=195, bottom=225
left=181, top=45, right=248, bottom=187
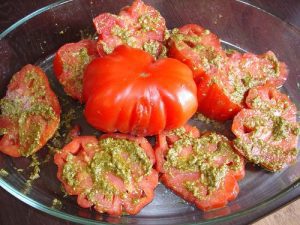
left=232, top=86, right=299, bottom=171
left=83, top=45, right=198, bottom=136
left=0, top=65, right=61, bottom=157
left=53, top=39, right=99, bottom=102
left=168, top=24, right=223, bottom=83
left=155, top=125, right=245, bottom=211
left=93, top=0, right=167, bottom=58
left=197, top=51, right=288, bottom=121
left=54, top=134, right=158, bottom=215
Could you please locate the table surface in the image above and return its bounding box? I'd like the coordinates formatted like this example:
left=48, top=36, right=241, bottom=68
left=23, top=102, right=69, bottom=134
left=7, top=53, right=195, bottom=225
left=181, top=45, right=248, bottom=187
left=0, top=0, right=299, bottom=225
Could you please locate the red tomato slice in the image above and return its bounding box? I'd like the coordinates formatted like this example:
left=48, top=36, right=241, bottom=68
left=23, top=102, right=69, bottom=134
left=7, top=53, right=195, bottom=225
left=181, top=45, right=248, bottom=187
left=53, top=39, right=99, bottom=102
left=83, top=45, right=198, bottom=136
left=0, top=65, right=61, bottom=157
left=54, top=134, right=158, bottom=216
left=155, top=125, right=245, bottom=211
left=232, top=86, right=299, bottom=171
left=168, top=24, right=223, bottom=83
left=197, top=51, right=288, bottom=121
left=93, top=0, right=167, bottom=58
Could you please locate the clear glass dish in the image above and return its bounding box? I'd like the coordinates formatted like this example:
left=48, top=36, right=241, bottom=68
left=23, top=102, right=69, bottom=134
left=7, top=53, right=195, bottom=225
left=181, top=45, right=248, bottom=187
left=0, top=0, right=299, bottom=224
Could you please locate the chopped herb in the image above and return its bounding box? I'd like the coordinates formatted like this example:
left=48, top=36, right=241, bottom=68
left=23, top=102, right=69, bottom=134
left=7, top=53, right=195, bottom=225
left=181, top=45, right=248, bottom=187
left=0, top=169, right=9, bottom=177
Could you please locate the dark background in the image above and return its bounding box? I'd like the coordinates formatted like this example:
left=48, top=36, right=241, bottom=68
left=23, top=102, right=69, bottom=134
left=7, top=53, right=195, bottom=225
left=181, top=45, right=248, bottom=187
left=0, top=0, right=300, bottom=224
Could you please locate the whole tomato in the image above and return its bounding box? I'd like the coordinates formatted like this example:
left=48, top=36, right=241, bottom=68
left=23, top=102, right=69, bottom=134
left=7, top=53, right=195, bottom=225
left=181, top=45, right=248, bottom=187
left=83, top=45, right=198, bottom=136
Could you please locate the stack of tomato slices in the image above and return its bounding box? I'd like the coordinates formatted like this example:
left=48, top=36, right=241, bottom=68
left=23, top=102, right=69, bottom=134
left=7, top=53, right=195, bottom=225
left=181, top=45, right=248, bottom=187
left=0, top=0, right=299, bottom=218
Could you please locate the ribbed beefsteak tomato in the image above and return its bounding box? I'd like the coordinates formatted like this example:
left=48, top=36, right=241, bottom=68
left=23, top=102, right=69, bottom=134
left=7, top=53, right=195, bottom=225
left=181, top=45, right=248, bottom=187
left=83, top=45, right=198, bottom=136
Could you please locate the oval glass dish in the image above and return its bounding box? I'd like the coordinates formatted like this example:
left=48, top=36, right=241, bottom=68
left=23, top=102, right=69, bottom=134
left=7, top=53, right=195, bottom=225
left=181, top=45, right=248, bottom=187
left=0, top=0, right=299, bottom=224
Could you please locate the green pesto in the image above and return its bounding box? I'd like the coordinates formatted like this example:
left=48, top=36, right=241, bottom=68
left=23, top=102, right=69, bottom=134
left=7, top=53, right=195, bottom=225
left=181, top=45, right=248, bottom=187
left=62, top=154, right=79, bottom=187
left=62, top=138, right=152, bottom=201
left=0, top=168, right=9, bottom=177
left=143, top=40, right=160, bottom=57
left=98, top=138, right=152, bottom=178
left=29, top=154, right=41, bottom=180
left=265, top=54, right=280, bottom=76
left=138, top=14, right=161, bottom=32
left=272, top=116, right=291, bottom=141
left=185, top=181, right=203, bottom=199
left=164, top=29, right=171, bottom=40
left=292, top=125, right=300, bottom=136
left=51, top=198, right=63, bottom=210
left=64, top=47, right=90, bottom=91
left=0, top=128, right=7, bottom=135
left=164, top=130, right=243, bottom=192
left=111, top=25, right=137, bottom=48
left=171, top=28, right=201, bottom=44
left=233, top=137, right=288, bottom=171
left=22, top=154, right=41, bottom=194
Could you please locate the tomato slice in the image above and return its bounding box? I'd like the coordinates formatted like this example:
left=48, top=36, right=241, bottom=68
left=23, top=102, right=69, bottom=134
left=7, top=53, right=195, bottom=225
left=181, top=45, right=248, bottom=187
left=93, top=0, right=167, bottom=58
left=168, top=24, right=223, bottom=83
left=0, top=65, right=61, bottom=157
left=155, top=125, right=245, bottom=211
left=54, top=134, right=158, bottom=216
left=83, top=45, right=197, bottom=136
left=53, top=39, right=99, bottom=102
left=197, top=51, right=287, bottom=121
left=232, top=86, right=299, bottom=171
left=168, top=24, right=288, bottom=121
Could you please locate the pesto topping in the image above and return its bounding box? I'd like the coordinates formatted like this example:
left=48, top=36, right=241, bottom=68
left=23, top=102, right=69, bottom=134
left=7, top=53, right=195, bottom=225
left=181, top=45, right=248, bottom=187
left=62, top=138, right=152, bottom=201
left=0, top=71, right=58, bottom=157
left=143, top=40, right=160, bottom=57
left=63, top=47, right=91, bottom=93
left=62, top=154, right=79, bottom=187
left=51, top=198, right=63, bottom=210
left=23, top=154, right=41, bottom=194
left=111, top=25, right=137, bottom=48
left=0, top=168, right=9, bottom=177
left=138, top=14, right=161, bottom=32
left=164, top=128, right=243, bottom=193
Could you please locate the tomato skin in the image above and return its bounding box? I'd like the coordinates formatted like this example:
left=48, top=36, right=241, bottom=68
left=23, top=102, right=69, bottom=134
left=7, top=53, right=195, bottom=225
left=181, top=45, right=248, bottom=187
left=53, top=39, right=98, bottom=102
left=155, top=125, right=245, bottom=211
left=0, top=65, right=60, bottom=157
left=197, top=73, right=243, bottom=121
left=93, top=0, right=167, bottom=58
left=54, top=134, right=158, bottom=216
left=83, top=45, right=198, bottom=136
